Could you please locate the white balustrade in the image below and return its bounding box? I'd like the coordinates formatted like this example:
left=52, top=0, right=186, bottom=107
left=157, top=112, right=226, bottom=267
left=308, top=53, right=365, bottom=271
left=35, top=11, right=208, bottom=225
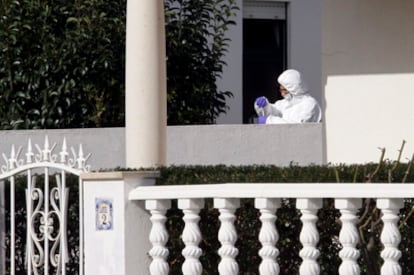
left=146, top=199, right=171, bottom=275
left=178, top=198, right=204, bottom=275
left=215, top=198, right=240, bottom=275
left=335, top=198, right=361, bottom=275
left=255, top=198, right=281, bottom=275
left=127, top=183, right=414, bottom=275
left=377, top=199, right=404, bottom=275
left=297, top=198, right=322, bottom=275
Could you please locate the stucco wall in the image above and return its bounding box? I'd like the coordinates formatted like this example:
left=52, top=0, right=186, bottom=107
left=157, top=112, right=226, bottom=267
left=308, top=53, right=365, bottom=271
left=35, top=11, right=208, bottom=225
left=167, top=124, right=323, bottom=166
left=0, top=125, right=323, bottom=170
left=322, top=0, right=414, bottom=163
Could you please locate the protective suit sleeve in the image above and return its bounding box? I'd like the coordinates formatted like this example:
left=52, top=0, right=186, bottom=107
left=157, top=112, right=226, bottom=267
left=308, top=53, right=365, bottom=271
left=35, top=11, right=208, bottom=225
left=266, top=115, right=289, bottom=124
left=268, top=103, right=283, bottom=117
left=255, top=101, right=283, bottom=117
left=293, top=98, right=322, bottom=123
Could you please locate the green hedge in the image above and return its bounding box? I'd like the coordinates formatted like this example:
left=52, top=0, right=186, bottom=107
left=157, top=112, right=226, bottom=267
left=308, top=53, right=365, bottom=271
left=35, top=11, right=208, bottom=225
left=4, top=163, right=414, bottom=274
left=157, top=162, right=414, bottom=184
left=155, top=163, right=414, bottom=275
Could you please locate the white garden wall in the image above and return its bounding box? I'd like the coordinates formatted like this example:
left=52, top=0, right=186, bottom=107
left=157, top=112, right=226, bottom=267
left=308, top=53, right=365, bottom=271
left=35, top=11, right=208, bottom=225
left=0, top=124, right=324, bottom=169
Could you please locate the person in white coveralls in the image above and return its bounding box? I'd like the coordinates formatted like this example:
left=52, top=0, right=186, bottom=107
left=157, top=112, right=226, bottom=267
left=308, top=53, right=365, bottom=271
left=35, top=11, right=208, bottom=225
left=254, top=69, right=322, bottom=124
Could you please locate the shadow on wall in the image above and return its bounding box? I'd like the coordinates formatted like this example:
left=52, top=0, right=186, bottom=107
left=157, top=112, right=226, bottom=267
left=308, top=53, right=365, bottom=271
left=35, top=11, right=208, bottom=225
left=321, top=0, right=414, bottom=164
left=322, top=0, right=414, bottom=78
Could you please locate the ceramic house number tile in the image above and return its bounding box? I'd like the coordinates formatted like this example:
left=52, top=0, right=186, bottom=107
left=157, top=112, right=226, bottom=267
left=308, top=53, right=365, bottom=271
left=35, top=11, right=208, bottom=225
left=96, top=198, right=114, bottom=231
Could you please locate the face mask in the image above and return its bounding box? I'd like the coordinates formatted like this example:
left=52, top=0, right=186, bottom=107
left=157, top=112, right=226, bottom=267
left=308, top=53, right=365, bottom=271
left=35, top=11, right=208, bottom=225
left=283, top=93, right=293, bottom=101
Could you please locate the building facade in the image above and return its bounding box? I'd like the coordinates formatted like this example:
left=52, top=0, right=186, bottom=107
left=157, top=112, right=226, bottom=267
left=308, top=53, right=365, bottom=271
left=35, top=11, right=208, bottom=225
left=218, top=0, right=414, bottom=164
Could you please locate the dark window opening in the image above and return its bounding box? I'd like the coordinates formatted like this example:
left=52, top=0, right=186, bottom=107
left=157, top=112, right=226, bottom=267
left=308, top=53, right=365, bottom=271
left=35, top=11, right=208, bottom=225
left=243, top=19, right=287, bottom=123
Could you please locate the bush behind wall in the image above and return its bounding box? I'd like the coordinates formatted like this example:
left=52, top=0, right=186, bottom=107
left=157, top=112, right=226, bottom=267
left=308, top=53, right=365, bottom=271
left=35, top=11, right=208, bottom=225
left=3, top=163, right=414, bottom=274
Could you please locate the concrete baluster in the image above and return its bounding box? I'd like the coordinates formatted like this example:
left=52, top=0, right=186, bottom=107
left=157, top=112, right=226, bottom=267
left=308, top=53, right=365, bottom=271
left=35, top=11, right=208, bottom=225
left=146, top=199, right=171, bottom=275
left=255, top=198, right=281, bottom=275
left=214, top=198, right=240, bottom=275
left=377, top=199, right=404, bottom=275
left=178, top=199, right=204, bottom=275
left=297, top=198, right=322, bottom=275
left=335, top=198, right=361, bottom=275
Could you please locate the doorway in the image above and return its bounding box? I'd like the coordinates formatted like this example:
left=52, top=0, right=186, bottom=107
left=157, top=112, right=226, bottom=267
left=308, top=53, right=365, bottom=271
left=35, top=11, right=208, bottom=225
left=242, top=12, right=287, bottom=123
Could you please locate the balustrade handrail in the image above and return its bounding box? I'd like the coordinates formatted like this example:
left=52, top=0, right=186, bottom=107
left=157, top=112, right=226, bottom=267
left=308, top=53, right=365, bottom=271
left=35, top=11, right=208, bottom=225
left=129, top=183, right=414, bottom=200
left=127, top=183, right=414, bottom=274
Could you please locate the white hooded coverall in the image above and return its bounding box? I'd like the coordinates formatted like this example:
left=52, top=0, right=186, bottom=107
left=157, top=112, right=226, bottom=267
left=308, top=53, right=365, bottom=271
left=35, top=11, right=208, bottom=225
left=254, top=69, right=322, bottom=124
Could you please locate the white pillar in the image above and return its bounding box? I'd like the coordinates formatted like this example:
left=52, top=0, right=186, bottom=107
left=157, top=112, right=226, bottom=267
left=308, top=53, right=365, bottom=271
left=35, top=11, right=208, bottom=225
left=125, top=0, right=167, bottom=168
left=215, top=198, right=240, bottom=275
left=179, top=199, right=204, bottom=275
left=297, top=198, right=322, bottom=275
left=255, top=198, right=281, bottom=275
left=147, top=199, right=171, bottom=275
left=82, top=171, right=159, bottom=275
left=335, top=198, right=361, bottom=275
left=377, top=198, right=404, bottom=275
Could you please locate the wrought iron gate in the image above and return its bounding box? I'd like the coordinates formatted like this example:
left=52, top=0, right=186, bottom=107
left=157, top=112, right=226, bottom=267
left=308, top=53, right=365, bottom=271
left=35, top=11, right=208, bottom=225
left=0, top=137, right=90, bottom=275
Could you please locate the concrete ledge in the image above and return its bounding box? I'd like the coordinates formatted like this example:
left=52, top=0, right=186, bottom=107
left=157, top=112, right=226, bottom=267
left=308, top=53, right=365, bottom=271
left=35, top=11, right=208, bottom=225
left=81, top=171, right=160, bottom=181
left=167, top=124, right=323, bottom=166
left=0, top=124, right=323, bottom=169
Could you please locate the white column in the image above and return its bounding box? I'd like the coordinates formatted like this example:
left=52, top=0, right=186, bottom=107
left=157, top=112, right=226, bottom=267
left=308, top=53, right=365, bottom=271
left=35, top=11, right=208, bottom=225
left=255, top=198, right=281, bottom=275
left=377, top=198, right=404, bottom=275
left=146, top=199, right=171, bottom=275
left=297, top=198, right=322, bottom=275
left=82, top=171, right=158, bottom=275
left=178, top=199, right=204, bottom=275
left=125, top=0, right=167, bottom=168
left=214, top=198, right=240, bottom=275
left=335, top=198, right=361, bottom=275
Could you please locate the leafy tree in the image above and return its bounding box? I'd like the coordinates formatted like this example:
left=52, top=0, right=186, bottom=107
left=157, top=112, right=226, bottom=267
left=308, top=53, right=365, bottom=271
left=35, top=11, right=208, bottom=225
left=165, top=0, right=238, bottom=124
left=0, top=0, right=237, bottom=128
left=0, top=0, right=126, bottom=129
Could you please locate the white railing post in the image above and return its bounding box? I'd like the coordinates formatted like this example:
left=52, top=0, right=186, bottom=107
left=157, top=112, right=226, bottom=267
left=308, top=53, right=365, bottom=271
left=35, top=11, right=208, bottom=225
left=335, top=198, right=361, bottom=275
left=178, top=198, right=204, bottom=275
left=377, top=198, right=404, bottom=275
left=297, top=198, right=322, bottom=275
left=82, top=171, right=157, bottom=275
left=146, top=199, right=171, bottom=275
left=255, top=198, right=281, bottom=275
left=214, top=198, right=240, bottom=275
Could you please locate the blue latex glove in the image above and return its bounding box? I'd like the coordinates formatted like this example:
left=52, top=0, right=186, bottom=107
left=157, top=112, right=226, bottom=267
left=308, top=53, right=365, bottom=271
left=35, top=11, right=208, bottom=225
left=255, top=96, right=268, bottom=108
left=257, top=116, right=267, bottom=124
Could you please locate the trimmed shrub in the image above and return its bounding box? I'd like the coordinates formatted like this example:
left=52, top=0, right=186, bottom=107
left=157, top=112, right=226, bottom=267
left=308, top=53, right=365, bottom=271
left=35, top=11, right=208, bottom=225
left=3, top=163, right=414, bottom=274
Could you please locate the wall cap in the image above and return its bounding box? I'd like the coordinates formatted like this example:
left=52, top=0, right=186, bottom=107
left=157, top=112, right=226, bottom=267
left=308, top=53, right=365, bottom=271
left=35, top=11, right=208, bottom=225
left=81, top=170, right=160, bottom=181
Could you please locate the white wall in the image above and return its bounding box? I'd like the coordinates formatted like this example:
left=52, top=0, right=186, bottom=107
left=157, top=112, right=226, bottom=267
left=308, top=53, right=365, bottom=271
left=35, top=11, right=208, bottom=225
left=323, top=0, right=414, bottom=163
left=217, top=0, right=323, bottom=124
left=0, top=125, right=323, bottom=169
left=288, top=0, right=322, bottom=105
left=167, top=124, right=323, bottom=166
left=216, top=0, right=244, bottom=124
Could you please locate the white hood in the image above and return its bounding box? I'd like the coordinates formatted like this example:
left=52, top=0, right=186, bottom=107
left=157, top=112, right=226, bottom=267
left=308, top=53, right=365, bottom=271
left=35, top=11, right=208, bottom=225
left=277, top=69, right=308, bottom=96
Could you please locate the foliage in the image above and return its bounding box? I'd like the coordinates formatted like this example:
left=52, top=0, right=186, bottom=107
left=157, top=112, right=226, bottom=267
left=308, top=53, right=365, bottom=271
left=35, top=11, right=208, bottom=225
left=0, top=0, right=238, bottom=128
left=0, top=0, right=126, bottom=129
left=165, top=0, right=238, bottom=124
left=5, top=162, right=414, bottom=274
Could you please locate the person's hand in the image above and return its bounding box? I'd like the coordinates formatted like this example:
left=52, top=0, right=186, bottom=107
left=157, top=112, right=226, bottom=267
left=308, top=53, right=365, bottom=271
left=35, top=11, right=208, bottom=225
left=257, top=116, right=267, bottom=124
left=255, top=96, right=268, bottom=108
